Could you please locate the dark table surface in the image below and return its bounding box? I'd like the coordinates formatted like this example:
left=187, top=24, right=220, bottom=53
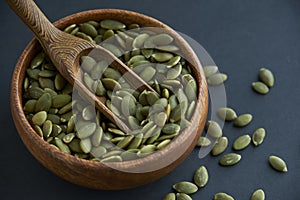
left=1, top=0, right=300, bottom=199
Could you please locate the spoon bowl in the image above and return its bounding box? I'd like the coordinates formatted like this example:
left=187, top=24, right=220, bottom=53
left=10, top=7, right=208, bottom=189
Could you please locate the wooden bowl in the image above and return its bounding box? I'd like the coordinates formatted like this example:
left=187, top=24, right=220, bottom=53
left=10, top=9, right=208, bottom=190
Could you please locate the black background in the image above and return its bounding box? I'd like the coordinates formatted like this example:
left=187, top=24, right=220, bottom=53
left=1, top=0, right=300, bottom=199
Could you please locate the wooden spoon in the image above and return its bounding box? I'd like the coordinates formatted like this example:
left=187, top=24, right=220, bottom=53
left=7, top=0, right=158, bottom=133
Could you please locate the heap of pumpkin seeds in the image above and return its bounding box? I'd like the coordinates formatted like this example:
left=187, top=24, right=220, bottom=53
left=22, top=19, right=198, bottom=162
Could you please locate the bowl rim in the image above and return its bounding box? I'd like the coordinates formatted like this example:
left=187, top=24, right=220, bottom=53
left=10, top=8, right=208, bottom=183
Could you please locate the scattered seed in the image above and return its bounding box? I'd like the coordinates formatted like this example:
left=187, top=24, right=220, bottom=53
left=172, top=181, right=198, bottom=194
left=193, top=165, right=209, bottom=188
left=234, top=114, right=252, bottom=127
left=269, top=155, right=288, bottom=172
left=214, top=192, right=234, bottom=200
left=232, top=134, right=251, bottom=150
left=251, top=189, right=265, bottom=200
left=211, top=136, right=228, bottom=156
left=219, top=153, right=241, bottom=166
left=252, top=128, right=266, bottom=146
left=252, top=82, right=269, bottom=94
left=217, top=107, right=237, bottom=121
left=259, top=68, right=274, bottom=87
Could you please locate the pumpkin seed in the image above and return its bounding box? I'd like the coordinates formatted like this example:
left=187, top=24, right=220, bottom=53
left=24, top=100, right=37, bottom=113
left=176, top=193, right=192, bottom=200
left=217, top=107, right=237, bottom=121
left=52, top=94, right=71, bottom=108
left=156, top=45, right=179, bottom=52
left=214, top=192, right=234, bottom=200
left=197, top=136, right=211, bottom=147
left=132, top=33, right=149, bottom=48
left=251, top=189, right=265, bottom=200
left=28, top=87, right=44, bottom=99
left=80, top=23, right=98, bottom=37
left=108, top=128, right=126, bottom=136
left=269, top=155, right=288, bottom=172
left=91, top=127, right=103, bottom=146
left=54, top=74, right=66, bottom=90
left=211, top=136, right=228, bottom=156
left=203, top=65, right=218, bottom=78
left=62, top=133, right=75, bottom=143
left=38, top=77, right=54, bottom=89
left=30, top=52, right=44, bottom=69
left=207, top=73, right=227, bottom=86
left=101, top=155, right=122, bottom=162
left=128, top=133, right=143, bottom=149
left=68, top=138, right=83, bottom=153
left=172, top=181, right=198, bottom=194
left=139, top=66, right=156, bottom=82
left=33, top=125, right=43, bottom=137
left=102, top=78, right=122, bottom=91
left=162, top=123, right=180, bottom=135
left=138, top=144, right=156, bottom=155
left=76, top=123, right=96, bottom=139
left=120, top=150, right=138, bottom=161
left=80, top=138, right=92, bottom=153
left=206, top=120, right=223, bottom=138
left=80, top=56, right=96, bottom=72
left=117, top=135, right=134, bottom=149
left=252, top=82, right=269, bottom=94
left=42, top=120, right=53, bottom=138
left=100, top=19, right=125, bottom=30
left=219, top=153, right=241, bottom=166
left=162, top=193, right=176, bottom=200
left=194, top=165, right=209, bottom=188
left=35, top=93, right=52, bottom=112
left=151, top=33, right=174, bottom=46
left=233, top=134, right=251, bottom=150
left=103, top=67, right=122, bottom=81
left=91, top=146, right=107, bottom=158
left=186, top=101, right=196, bottom=120
left=259, top=68, right=274, bottom=87
left=32, top=111, right=47, bottom=126
left=63, top=24, right=77, bottom=33
left=102, top=43, right=123, bottom=57
left=54, top=137, right=71, bottom=154
left=38, top=70, right=56, bottom=78
left=152, top=52, right=173, bottom=62
left=252, top=128, right=266, bottom=146
left=234, top=114, right=252, bottom=127
left=156, top=139, right=171, bottom=150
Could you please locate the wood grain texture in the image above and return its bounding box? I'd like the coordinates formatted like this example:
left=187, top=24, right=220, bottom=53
left=10, top=8, right=208, bottom=190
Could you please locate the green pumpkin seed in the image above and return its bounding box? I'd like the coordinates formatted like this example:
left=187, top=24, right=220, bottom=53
left=169, top=104, right=182, bottom=123
left=102, top=78, right=122, bottom=91
left=102, top=43, right=123, bottom=57
left=132, top=33, right=149, bottom=48
left=103, top=67, right=122, bottom=81
left=172, top=181, right=198, bottom=194
left=24, top=100, right=37, bottom=113
left=33, top=125, right=43, bottom=137
left=28, top=87, right=44, bottom=99
left=162, top=193, right=176, bottom=200
left=30, top=52, right=45, bottom=69
left=203, top=65, right=218, bottom=78
left=219, top=153, right=241, bottom=166
left=214, top=192, right=234, bottom=200
left=100, top=19, right=125, bottom=30
left=121, top=95, right=136, bottom=116
left=139, top=66, right=156, bottom=82
left=101, top=155, right=122, bottom=162
left=80, top=138, right=92, bottom=153
left=35, top=93, right=52, bottom=112
left=233, top=134, right=251, bottom=150
left=252, top=82, right=269, bottom=94
left=95, top=80, right=107, bottom=96
left=76, top=123, right=96, bottom=139
left=80, top=23, right=98, bottom=37
left=176, top=193, right=192, bottom=200
left=206, top=120, right=223, bottom=138
left=154, top=112, right=167, bottom=127
left=91, top=127, right=103, bottom=147
left=128, top=116, right=140, bottom=130
left=128, top=133, right=143, bottom=149
left=87, top=21, right=99, bottom=28
left=138, top=144, right=156, bottom=154
left=197, top=136, right=211, bottom=147
left=51, top=124, right=62, bottom=137
left=54, top=74, right=66, bottom=90
left=162, top=123, right=180, bottom=135
left=117, top=135, right=134, bottom=149
left=68, top=138, right=83, bottom=153
left=234, top=114, right=252, bottom=127
left=156, top=45, right=179, bottom=52
left=62, top=133, right=75, bottom=143
left=102, top=29, right=114, bottom=40
left=251, top=189, right=265, bottom=200
left=156, top=139, right=171, bottom=150
left=252, top=128, right=266, bottom=146
left=54, top=137, right=71, bottom=154
left=82, top=105, right=95, bottom=120
left=211, top=136, right=228, bottom=156
left=269, top=155, right=288, bottom=172
left=146, top=91, right=159, bottom=105
left=26, top=69, right=40, bottom=80
left=32, top=111, right=47, bottom=126
left=152, top=52, right=173, bottom=62
left=217, top=107, right=237, bottom=121
left=108, top=128, right=126, bottom=136
left=42, top=120, right=53, bottom=138
left=194, top=165, right=209, bottom=188
left=63, top=24, right=77, bottom=33
left=70, top=27, right=79, bottom=35
left=207, top=73, right=227, bottom=86
left=38, top=78, right=54, bottom=90
left=38, top=70, right=56, bottom=78
left=186, top=101, right=196, bottom=120
left=259, top=68, right=274, bottom=87
left=151, top=33, right=174, bottom=46
left=91, top=146, right=107, bottom=158
left=166, top=56, right=181, bottom=68
left=80, top=56, right=96, bottom=72
left=52, top=94, right=71, bottom=108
